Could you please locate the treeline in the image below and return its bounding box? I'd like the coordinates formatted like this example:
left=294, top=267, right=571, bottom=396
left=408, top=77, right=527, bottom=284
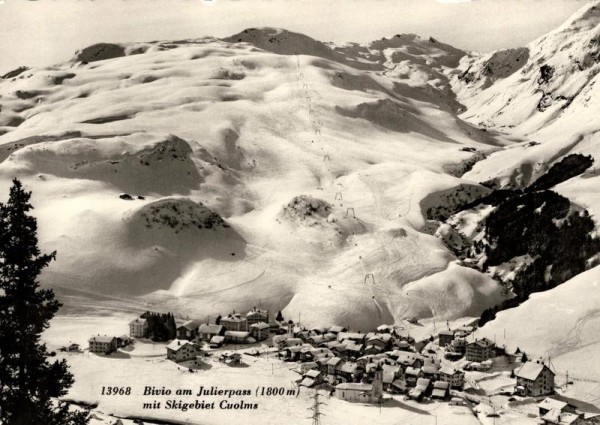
left=141, top=311, right=177, bottom=341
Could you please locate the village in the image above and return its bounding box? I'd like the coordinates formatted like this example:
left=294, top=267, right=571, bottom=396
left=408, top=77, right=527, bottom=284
left=64, top=307, right=600, bottom=425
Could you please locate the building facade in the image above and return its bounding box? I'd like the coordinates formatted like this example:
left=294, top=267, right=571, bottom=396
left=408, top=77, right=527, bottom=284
left=129, top=318, right=148, bottom=338
left=515, top=361, right=555, bottom=397
left=466, top=338, right=495, bottom=362
left=88, top=336, right=117, bottom=354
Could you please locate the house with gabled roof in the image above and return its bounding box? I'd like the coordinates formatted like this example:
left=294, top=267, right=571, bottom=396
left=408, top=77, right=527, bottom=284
left=541, top=410, right=586, bottom=425
left=538, top=398, right=576, bottom=417
left=166, top=339, right=202, bottom=363
left=439, top=365, right=465, bottom=389
left=177, top=320, right=200, bottom=340
left=88, top=335, right=117, bottom=354
left=515, top=361, right=555, bottom=397
left=198, top=324, right=225, bottom=341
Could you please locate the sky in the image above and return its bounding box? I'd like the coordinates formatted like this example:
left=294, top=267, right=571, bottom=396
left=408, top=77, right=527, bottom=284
left=0, top=0, right=590, bottom=75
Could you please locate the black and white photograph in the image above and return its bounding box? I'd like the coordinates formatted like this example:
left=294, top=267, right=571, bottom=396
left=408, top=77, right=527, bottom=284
left=1, top=0, right=600, bottom=423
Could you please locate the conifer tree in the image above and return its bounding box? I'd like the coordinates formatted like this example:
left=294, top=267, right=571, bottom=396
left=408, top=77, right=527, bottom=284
left=0, top=179, right=89, bottom=425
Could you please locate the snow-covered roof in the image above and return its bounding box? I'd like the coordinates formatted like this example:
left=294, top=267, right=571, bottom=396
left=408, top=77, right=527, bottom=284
left=299, top=377, right=315, bottom=387
left=88, top=336, right=116, bottom=343
left=537, top=397, right=570, bottom=411
left=516, top=362, right=553, bottom=381
left=129, top=318, right=147, bottom=325
left=179, top=320, right=200, bottom=330
left=249, top=322, right=270, bottom=329
left=336, top=382, right=372, bottom=391
left=225, top=331, right=250, bottom=338
left=541, top=409, right=580, bottom=425
left=468, top=338, right=494, bottom=348
left=199, top=324, right=224, bottom=333
left=327, top=357, right=343, bottom=366
left=166, top=339, right=197, bottom=351
left=305, top=369, right=321, bottom=378
left=439, top=365, right=460, bottom=376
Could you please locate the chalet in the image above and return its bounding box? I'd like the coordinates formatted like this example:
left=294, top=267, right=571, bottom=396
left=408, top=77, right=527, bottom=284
left=297, top=362, right=319, bottom=374
left=393, top=352, right=424, bottom=369
left=541, top=410, right=586, bottom=425
left=327, top=357, right=344, bottom=375
left=88, top=336, right=117, bottom=354
left=166, top=340, right=202, bottom=363
left=421, top=364, right=440, bottom=381
left=60, top=343, right=81, bottom=352
left=209, top=335, right=226, bottom=348
left=381, top=365, right=402, bottom=391
left=408, top=378, right=431, bottom=402
left=337, top=362, right=361, bottom=381
left=116, top=335, right=132, bottom=348
left=395, top=340, right=412, bottom=351
left=390, top=379, right=408, bottom=394
left=177, top=320, right=200, bottom=340
left=221, top=314, right=247, bottom=332
left=310, top=325, right=329, bottom=335
left=284, top=337, right=303, bottom=348
left=431, top=381, right=449, bottom=400
left=305, top=369, right=324, bottom=385
left=310, top=347, right=333, bottom=360
left=307, top=335, right=326, bottom=346
left=367, top=334, right=392, bottom=350
left=281, top=346, right=303, bottom=362
left=438, top=330, right=455, bottom=347
left=249, top=322, right=270, bottom=341
left=515, top=361, right=555, bottom=397
left=297, top=330, right=311, bottom=342
left=246, top=308, right=269, bottom=326
left=439, top=365, right=465, bottom=389
left=405, top=367, right=423, bottom=387
left=129, top=318, right=148, bottom=338
left=330, top=342, right=349, bottom=358
left=466, top=338, right=495, bottom=362
left=338, top=332, right=366, bottom=344
left=198, top=324, right=225, bottom=341
left=345, top=341, right=364, bottom=358
left=272, top=335, right=289, bottom=349
left=219, top=351, right=241, bottom=365
left=299, top=347, right=314, bottom=362
left=328, top=325, right=347, bottom=335
left=299, top=369, right=324, bottom=388
left=538, top=398, right=576, bottom=416
left=224, top=330, right=255, bottom=344
left=335, top=369, right=383, bottom=403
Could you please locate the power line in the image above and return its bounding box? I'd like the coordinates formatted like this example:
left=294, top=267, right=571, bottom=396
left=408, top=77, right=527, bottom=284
left=307, top=390, right=326, bottom=425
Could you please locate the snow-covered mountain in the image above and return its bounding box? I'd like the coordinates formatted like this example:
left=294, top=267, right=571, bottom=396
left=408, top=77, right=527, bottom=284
left=1, top=1, right=599, bottom=376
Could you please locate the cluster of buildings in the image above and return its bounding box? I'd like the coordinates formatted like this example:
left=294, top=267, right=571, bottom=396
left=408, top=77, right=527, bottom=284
left=438, top=328, right=559, bottom=398
left=87, top=334, right=132, bottom=354
left=173, top=308, right=272, bottom=348
left=272, top=324, right=463, bottom=403
left=536, top=397, right=599, bottom=425
left=88, top=308, right=275, bottom=363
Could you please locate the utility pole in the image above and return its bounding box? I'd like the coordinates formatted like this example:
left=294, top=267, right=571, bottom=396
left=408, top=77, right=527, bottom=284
left=307, top=391, right=326, bottom=425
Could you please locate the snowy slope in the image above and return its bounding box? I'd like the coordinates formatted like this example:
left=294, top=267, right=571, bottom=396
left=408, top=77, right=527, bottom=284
left=0, top=28, right=509, bottom=330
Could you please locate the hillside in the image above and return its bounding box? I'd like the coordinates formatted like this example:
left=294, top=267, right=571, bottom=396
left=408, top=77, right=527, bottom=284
left=0, top=2, right=599, bottom=348
left=0, top=25, right=512, bottom=331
